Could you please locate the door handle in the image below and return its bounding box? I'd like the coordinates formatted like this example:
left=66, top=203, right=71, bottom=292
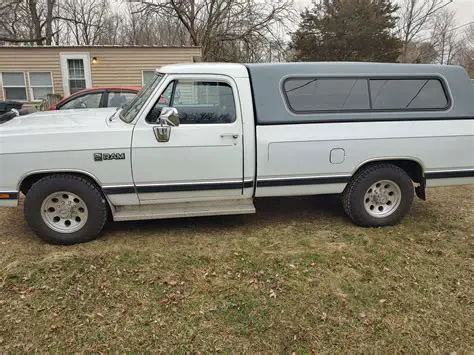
left=220, top=133, right=239, bottom=139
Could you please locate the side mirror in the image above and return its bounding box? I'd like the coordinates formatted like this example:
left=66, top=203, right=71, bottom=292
left=153, top=107, right=180, bottom=143
left=159, top=107, right=180, bottom=127
left=10, top=108, right=20, bottom=117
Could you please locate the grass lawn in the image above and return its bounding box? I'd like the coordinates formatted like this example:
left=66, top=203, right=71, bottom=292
left=0, top=186, right=473, bottom=352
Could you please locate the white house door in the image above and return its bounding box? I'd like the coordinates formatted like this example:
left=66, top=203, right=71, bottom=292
left=131, top=75, right=245, bottom=203
left=60, top=53, right=92, bottom=96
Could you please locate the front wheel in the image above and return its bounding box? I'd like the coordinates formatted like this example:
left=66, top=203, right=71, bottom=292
left=24, top=174, right=108, bottom=245
left=342, top=164, right=414, bottom=227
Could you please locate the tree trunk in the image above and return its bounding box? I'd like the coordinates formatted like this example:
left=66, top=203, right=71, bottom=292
left=45, top=0, right=56, bottom=45
left=28, top=0, right=43, bottom=45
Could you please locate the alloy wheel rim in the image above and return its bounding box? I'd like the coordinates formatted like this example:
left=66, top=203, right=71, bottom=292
left=363, top=180, right=402, bottom=218
left=40, top=191, right=88, bottom=233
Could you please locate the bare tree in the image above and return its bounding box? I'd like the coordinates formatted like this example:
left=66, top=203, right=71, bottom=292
left=452, top=24, right=474, bottom=77
left=26, top=0, right=57, bottom=45
left=464, top=23, right=474, bottom=48
left=403, top=41, right=438, bottom=63
left=59, top=0, right=110, bottom=45
left=0, top=0, right=56, bottom=44
left=456, top=46, right=474, bottom=77
left=0, top=0, right=294, bottom=56
left=0, top=1, right=30, bottom=43
left=44, top=0, right=56, bottom=44
left=98, top=13, right=122, bottom=45
left=398, top=0, right=452, bottom=62
left=28, top=0, right=44, bottom=45
left=120, top=1, right=188, bottom=46
left=132, top=0, right=296, bottom=61
left=430, top=9, right=462, bottom=64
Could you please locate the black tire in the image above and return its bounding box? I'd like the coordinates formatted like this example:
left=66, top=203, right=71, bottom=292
left=24, top=174, right=108, bottom=245
left=342, top=164, right=414, bottom=227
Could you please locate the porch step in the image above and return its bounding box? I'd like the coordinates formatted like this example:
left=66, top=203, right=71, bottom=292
left=112, top=198, right=256, bottom=221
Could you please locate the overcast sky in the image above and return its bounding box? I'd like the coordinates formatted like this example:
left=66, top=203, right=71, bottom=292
left=295, top=0, right=473, bottom=28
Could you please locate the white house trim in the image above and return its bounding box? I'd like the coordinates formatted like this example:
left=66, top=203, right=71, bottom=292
left=59, top=52, right=92, bottom=96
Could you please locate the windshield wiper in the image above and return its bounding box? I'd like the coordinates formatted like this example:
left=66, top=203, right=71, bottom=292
left=108, top=107, right=122, bottom=122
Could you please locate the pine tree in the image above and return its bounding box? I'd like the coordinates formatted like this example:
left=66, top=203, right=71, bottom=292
left=290, top=0, right=402, bottom=62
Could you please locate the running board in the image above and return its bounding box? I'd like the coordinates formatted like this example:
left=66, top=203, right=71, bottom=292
left=112, top=198, right=256, bottom=222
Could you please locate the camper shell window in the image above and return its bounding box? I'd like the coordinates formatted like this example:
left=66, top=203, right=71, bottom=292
left=282, top=77, right=449, bottom=114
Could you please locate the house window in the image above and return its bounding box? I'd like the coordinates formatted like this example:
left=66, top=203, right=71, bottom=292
left=60, top=53, right=92, bottom=96
left=142, top=70, right=156, bottom=86
left=29, top=72, right=54, bottom=100
left=67, top=59, right=87, bottom=94
left=1, top=72, right=27, bottom=101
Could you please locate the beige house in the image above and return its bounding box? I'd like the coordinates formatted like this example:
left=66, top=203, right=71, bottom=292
left=0, top=45, right=202, bottom=104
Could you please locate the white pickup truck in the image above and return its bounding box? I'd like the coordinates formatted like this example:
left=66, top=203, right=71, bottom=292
left=1, top=62, right=473, bottom=244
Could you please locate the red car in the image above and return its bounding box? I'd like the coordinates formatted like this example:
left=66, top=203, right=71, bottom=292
left=49, top=86, right=141, bottom=110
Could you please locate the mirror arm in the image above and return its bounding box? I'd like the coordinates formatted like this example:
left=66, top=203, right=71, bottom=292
left=160, top=116, right=177, bottom=127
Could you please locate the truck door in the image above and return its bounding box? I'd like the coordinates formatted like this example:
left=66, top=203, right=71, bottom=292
left=131, top=75, right=244, bottom=203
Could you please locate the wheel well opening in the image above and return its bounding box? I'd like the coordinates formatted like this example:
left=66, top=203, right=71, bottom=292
left=19, top=171, right=113, bottom=218
left=20, top=172, right=103, bottom=195
left=353, top=159, right=425, bottom=200
left=354, top=160, right=424, bottom=184
left=20, top=173, right=49, bottom=195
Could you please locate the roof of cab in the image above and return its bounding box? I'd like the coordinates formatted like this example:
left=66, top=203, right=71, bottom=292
left=159, top=63, right=249, bottom=77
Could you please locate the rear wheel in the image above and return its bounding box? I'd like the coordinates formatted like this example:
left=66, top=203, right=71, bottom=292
left=24, top=174, right=108, bottom=245
left=342, top=164, right=414, bottom=227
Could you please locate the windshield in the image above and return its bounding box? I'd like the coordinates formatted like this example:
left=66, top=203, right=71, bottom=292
left=119, top=73, right=165, bottom=123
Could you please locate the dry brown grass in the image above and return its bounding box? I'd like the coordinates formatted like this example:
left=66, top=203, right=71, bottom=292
left=0, top=186, right=473, bottom=352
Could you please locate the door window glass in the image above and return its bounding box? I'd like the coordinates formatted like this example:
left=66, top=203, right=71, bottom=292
left=60, top=92, right=102, bottom=109
left=108, top=91, right=137, bottom=108
left=146, top=79, right=236, bottom=124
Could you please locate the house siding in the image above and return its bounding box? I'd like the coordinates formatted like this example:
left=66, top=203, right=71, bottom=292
left=0, top=46, right=202, bottom=103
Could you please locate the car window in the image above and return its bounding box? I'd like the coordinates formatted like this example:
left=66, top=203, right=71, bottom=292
left=107, top=91, right=137, bottom=108
left=59, top=92, right=102, bottom=110
left=146, top=79, right=236, bottom=124
left=284, top=78, right=370, bottom=112
left=370, top=79, right=448, bottom=110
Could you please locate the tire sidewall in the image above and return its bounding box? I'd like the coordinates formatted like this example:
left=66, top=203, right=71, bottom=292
left=350, top=167, right=414, bottom=227
left=24, top=176, right=107, bottom=244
